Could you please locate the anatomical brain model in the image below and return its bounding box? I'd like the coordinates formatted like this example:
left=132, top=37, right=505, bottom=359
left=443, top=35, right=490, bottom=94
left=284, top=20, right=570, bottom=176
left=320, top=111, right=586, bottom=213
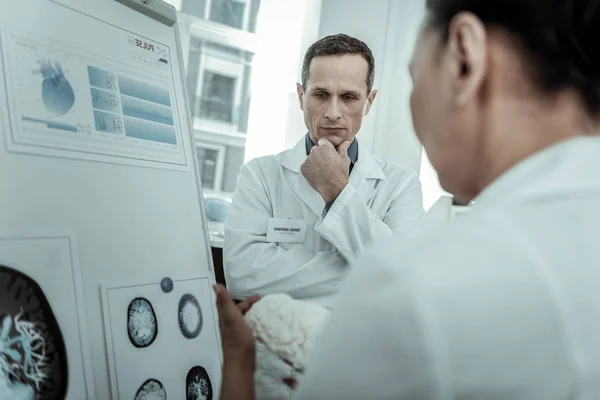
left=244, top=294, right=330, bottom=372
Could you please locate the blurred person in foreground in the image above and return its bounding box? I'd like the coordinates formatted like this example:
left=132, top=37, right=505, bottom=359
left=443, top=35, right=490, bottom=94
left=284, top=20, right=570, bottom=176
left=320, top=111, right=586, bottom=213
left=216, top=0, right=600, bottom=398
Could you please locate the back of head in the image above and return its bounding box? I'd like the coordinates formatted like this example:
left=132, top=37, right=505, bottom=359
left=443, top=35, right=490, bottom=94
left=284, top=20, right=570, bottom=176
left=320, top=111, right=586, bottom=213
left=301, top=33, right=375, bottom=93
left=427, top=0, right=600, bottom=116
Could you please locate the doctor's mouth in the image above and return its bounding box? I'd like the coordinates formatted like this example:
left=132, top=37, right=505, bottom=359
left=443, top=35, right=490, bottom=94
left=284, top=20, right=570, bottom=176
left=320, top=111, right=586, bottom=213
left=319, top=126, right=346, bottom=132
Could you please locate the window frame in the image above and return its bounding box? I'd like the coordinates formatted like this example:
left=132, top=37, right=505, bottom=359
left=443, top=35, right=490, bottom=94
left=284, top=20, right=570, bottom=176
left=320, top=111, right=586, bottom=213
left=208, top=0, right=250, bottom=31
left=196, top=142, right=226, bottom=192
left=179, top=12, right=258, bottom=55
left=195, top=52, right=244, bottom=128
left=178, top=5, right=256, bottom=142
left=174, top=0, right=259, bottom=191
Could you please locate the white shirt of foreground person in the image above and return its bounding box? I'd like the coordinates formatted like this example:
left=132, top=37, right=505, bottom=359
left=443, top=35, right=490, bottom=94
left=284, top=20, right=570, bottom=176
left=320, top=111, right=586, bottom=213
left=294, top=136, right=600, bottom=399
left=224, top=136, right=424, bottom=308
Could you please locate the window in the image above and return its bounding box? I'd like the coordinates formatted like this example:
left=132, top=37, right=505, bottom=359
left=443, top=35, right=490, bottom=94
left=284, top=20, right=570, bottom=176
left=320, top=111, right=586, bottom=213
left=196, top=145, right=225, bottom=191
left=199, top=72, right=236, bottom=122
left=181, top=0, right=207, bottom=18
left=180, top=0, right=261, bottom=33
left=168, top=0, right=260, bottom=194
left=186, top=39, right=253, bottom=134
left=210, top=0, right=245, bottom=30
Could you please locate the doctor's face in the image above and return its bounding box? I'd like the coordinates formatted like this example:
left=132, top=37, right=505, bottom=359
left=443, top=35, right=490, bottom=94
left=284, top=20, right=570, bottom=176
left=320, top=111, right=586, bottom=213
left=297, top=54, right=377, bottom=147
left=409, top=17, right=486, bottom=202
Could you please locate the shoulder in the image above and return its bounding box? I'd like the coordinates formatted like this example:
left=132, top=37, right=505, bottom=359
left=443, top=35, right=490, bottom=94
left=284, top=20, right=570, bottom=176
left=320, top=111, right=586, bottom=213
left=243, top=154, right=279, bottom=171
left=240, top=151, right=287, bottom=179
left=309, top=206, right=571, bottom=398
left=379, top=160, right=422, bottom=200
left=338, top=208, right=536, bottom=342
left=359, top=208, right=529, bottom=289
left=365, top=150, right=420, bottom=184
left=383, top=161, right=419, bottom=183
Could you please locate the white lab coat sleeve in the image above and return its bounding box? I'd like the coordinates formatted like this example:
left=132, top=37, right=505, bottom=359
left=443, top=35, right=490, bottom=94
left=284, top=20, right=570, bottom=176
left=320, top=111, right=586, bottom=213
left=224, top=164, right=346, bottom=300
left=314, top=171, right=424, bottom=262
left=292, top=246, right=440, bottom=400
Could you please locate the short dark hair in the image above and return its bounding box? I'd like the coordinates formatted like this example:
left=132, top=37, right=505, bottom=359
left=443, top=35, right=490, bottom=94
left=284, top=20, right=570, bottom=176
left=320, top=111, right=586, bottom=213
left=426, top=0, right=600, bottom=116
left=301, top=33, right=375, bottom=93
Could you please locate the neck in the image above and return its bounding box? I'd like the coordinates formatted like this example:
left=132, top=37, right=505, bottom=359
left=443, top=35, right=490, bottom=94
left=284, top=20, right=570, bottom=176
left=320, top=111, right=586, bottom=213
left=473, top=92, right=597, bottom=197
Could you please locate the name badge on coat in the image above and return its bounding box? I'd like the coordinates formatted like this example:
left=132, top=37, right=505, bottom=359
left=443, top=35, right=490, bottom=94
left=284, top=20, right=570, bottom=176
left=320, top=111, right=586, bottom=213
left=266, top=218, right=307, bottom=243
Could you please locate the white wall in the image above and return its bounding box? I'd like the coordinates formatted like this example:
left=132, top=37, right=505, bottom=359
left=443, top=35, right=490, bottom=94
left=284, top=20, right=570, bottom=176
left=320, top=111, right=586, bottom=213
left=420, top=149, right=449, bottom=210
left=318, top=0, right=425, bottom=173
left=243, top=0, right=322, bottom=162
left=285, top=0, right=322, bottom=149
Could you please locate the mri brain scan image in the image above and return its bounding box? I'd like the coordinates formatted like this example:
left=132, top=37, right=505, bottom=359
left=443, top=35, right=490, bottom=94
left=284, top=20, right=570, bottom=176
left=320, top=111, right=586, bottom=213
left=178, top=294, right=202, bottom=339
left=127, top=297, right=158, bottom=348
left=134, top=378, right=166, bottom=400
left=0, top=265, right=68, bottom=400
left=186, top=366, right=212, bottom=400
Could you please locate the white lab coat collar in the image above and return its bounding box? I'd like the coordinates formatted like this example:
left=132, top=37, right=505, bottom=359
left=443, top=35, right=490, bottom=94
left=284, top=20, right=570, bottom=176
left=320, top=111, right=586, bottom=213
left=281, top=137, right=387, bottom=216
left=474, top=136, right=600, bottom=208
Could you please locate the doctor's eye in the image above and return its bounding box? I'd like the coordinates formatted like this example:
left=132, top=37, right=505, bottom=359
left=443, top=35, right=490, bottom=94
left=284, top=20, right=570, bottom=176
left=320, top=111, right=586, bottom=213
left=313, top=92, right=328, bottom=99
left=342, top=94, right=358, bottom=101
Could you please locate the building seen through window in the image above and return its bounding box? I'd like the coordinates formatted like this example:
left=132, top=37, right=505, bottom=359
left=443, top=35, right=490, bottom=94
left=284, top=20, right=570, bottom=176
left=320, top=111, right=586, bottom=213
left=168, top=0, right=260, bottom=194
left=199, top=72, right=236, bottom=122
left=196, top=146, right=220, bottom=191
left=181, top=0, right=260, bottom=32
left=210, top=0, right=245, bottom=30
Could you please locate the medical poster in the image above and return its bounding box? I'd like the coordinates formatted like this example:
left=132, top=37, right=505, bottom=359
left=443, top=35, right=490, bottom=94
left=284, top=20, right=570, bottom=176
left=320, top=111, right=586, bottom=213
left=1, top=24, right=187, bottom=168
left=102, top=277, right=222, bottom=399
left=0, top=231, right=93, bottom=399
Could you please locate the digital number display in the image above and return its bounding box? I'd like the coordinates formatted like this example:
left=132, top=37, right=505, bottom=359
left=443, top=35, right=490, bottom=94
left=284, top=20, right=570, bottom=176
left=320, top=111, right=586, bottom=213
left=88, top=65, right=177, bottom=145
left=105, top=75, right=118, bottom=90
left=94, top=110, right=124, bottom=134
left=91, top=88, right=121, bottom=113
left=76, top=124, right=92, bottom=135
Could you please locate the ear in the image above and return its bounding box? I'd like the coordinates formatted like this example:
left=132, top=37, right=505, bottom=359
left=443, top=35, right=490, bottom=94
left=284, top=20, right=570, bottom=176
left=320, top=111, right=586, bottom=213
left=296, top=83, right=305, bottom=111
left=364, top=89, right=378, bottom=116
left=446, top=12, right=487, bottom=106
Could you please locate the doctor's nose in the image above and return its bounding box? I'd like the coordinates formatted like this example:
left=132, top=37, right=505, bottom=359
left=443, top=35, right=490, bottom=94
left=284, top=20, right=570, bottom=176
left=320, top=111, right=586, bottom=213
left=324, top=99, right=342, bottom=120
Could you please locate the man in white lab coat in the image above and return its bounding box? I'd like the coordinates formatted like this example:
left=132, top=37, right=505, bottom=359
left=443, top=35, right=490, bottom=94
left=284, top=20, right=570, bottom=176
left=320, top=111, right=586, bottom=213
left=223, top=33, right=424, bottom=398
left=215, top=0, right=600, bottom=398
left=224, top=34, right=424, bottom=306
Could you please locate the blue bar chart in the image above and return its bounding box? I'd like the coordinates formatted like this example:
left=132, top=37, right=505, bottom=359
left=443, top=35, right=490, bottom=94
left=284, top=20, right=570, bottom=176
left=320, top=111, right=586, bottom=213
left=118, top=76, right=171, bottom=107
left=121, top=96, right=174, bottom=126
left=88, top=67, right=177, bottom=145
